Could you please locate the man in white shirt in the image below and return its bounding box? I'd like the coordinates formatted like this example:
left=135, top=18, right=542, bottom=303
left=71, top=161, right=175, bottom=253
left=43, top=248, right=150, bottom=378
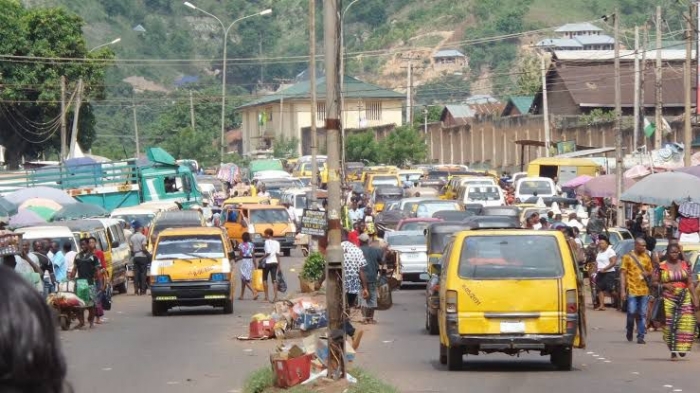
left=283, top=202, right=297, bottom=225
left=348, top=199, right=364, bottom=224
left=567, top=213, right=584, bottom=231
left=262, top=228, right=282, bottom=302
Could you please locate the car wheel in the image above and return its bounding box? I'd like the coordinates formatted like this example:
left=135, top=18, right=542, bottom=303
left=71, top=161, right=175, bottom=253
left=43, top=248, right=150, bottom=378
left=151, top=301, right=167, bottom=317
left=439, top=342, right=447, bottom=365
left=223, top=299, right=234, bottom=315
left=446, top=345, right=463, bottom=371
left=283, top=248, right=291, bottom=257
left=551, top=346, right=573, bottom=371
left=428, top=312, right=439, bottom=336
left=115, top=279, right=128, bottom=294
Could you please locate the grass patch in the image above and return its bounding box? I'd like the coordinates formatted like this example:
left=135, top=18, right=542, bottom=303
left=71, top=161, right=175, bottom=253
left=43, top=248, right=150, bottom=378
left=242, top=367, right=397, bottom=393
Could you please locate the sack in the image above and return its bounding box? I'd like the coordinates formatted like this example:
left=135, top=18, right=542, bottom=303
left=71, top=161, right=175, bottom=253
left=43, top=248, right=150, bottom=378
left=101, top=283, right=113, bottom=311
left=252, top=269, right=264, bottom=292
left=75, top=279, right=90, bottom=303
left=276, top=270, right=288, bottom=293
left=650, top=288, right=666, bottom=324
left=376, top=275, right=393, bottom=311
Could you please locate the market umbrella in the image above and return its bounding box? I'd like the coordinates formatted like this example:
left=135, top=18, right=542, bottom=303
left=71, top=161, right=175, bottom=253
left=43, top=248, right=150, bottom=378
left=6, top=186, right=77, bottom=205
left=19, top=198, right=64, bottom=211
left=50, top=202, right=108, bottom=222
left=26, top=206, right=56, bottom=221
left=578, top=174, right=636, bottom=198
left=673, top=165, right=700, bottom=179
left=620, top=172, right=700, bottom=205
left=624, top=165, right=651, bottom=179
left=562, top=175, right=593, bottom=188
left=0, top=196, right=18, bottom=217
left=9, top=209, right=46, bottom=229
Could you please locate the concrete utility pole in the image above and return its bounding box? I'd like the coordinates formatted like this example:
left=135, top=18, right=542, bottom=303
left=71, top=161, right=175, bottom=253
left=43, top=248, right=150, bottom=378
left=684, top=4, right=694, bottom=166
left=614, top=10, right=624, bottom=227
left=60, top=76, right=67, bottom=160
left=641, top=24, right=648, bottom=145
left=67, top=78, right=83, bottom=159
left=655, top=6, right=663, bottom=149
left=633, top=26, right=640, bottom=150
left=309, top=0, right=319, bottom=253
left=406, top=59, right=413, bottom=126
left=132, top=97, right=140, bottom=157
left=189, top=90, right=196, bottom=131
left=541, top=55, right=551, bottom=157
left=323, top=0, right=345, bottom=380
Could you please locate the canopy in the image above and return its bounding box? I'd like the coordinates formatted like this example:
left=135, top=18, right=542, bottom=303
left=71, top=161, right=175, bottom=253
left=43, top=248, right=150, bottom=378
left=620, top=172, right=700, bottom=205
left=673, top=165, right=700, bottom=178
left=6, top=187, right=77, bottom=205
left=19, top=198, right=64, bottom=211
left=51, top=203, right=108, bottom=222
left=0, top=196, right=18, bottom=217
left=562, top=175, right=593, bottom=188
left=577, top=174, right=636, bottom=198
left=9, top=209, right=47, bottom=229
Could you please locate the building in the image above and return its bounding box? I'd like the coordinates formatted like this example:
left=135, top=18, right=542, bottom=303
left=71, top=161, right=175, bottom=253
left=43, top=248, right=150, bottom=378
left=236, top=75, right=404, bottom=155
left=555, top=22, right=603, bottom=38
left=535, top=38, right=583, bottom=51
left=440, top=105, right=474, bottom=127
left=433, top=49, right=468, bottom=68
left=224, top=129, right=242, bottom=155
left=440, top=99, right=504, bottom=126
left=537, top=22, right=614, bottom=52
left=502, top=96, right=535, bottom=116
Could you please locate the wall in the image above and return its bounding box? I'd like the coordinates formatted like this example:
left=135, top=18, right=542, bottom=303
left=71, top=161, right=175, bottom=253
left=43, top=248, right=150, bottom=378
left=426, top=115, right=695, bottom=173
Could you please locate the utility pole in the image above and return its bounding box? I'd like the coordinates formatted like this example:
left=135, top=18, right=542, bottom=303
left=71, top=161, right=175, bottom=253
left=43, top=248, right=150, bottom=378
left=324, top=0, right=345, bottom=380
left=60, top=76, right=67, bottom=161
left=189, top=90, right=196, bottom=131
left=684, top=4, right=694, bottom=166
left=641, top=24, right=648, bottom=146
left=633, top=26, right=640, bottom=150
left=67, top=78, right=83, bottom=159
left=655, top=6, right=663, bottom=149
left=614, top=10, right=624, bottom=227
left=309, top=0, right=319, bottom=253
left=132, top=97, right=140, bottom=157
left=406, top=59, right=413, bottom=126
left=541, top=55, right=551, bottom=157
left=424, top=106, right=430, bottom=161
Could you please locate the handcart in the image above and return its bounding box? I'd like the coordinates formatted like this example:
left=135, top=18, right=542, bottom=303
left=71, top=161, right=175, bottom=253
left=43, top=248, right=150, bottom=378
left=48, top=281, right=90, bottom=331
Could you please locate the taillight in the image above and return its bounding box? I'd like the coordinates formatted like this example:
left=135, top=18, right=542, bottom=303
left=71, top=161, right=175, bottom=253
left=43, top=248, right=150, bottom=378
left=446, top=290, right=458, bottom=313
left=566, top=290, right=577, bottom=313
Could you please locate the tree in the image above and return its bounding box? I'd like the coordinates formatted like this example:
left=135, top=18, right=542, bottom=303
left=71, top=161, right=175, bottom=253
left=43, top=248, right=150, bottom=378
left=272, top=135, right=300, bottom=159
left=0, top=1, right=113, bottom=168
left=412, top=105, right=443, bottom=125
left=379, top=126, right=427, bottom=166
left=345, top=130, right=381, bottom=164
left=513, top=52, right=542, bottom=96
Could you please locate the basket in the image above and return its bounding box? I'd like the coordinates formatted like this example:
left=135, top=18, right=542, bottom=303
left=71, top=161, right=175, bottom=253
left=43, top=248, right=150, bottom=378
left=0, top=233, right=23, bottom=256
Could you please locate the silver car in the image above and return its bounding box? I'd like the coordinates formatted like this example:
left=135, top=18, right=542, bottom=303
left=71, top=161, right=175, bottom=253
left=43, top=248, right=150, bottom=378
left=385, top=230, right=428, bottom=284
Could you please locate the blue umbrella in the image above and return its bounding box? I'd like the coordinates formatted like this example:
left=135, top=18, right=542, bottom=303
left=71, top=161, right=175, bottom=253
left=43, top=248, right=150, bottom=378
left=0, top=196, right=18, bottom=217
left=50, top=202, right=108, bottom=222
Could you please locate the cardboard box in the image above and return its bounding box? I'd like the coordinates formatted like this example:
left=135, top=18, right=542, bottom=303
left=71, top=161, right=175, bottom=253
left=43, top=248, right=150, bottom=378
left=271, top=353, right=312, bottom=388
left=249, top=320, right=274, bottom=338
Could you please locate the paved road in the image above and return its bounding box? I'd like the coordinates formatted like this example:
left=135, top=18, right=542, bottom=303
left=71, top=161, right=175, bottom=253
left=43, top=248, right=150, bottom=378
left=62, top=256, right=699, bottom=393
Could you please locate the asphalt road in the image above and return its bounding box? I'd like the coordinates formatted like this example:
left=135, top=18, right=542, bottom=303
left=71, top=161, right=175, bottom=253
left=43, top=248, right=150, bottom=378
left=62, top=252, right=699, bottom=393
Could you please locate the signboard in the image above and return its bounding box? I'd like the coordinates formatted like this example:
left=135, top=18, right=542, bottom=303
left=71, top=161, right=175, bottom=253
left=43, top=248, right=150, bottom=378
left=557, top=140, right=576, bottom=155
left=300, top=209, right=327, bottom=237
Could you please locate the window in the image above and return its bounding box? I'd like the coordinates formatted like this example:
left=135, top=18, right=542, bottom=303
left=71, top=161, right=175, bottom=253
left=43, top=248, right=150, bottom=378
left=458, top=235, right=564, bottom=279
left=366, top=101, right=382, bottom=121
left=154, top=235, right=225, bottom=260
left=317, top=103, right=326, bottom=121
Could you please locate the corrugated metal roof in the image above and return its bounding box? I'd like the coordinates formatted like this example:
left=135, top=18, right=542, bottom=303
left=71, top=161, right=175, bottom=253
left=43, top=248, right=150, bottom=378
left=507, top=96, right=535, bottom=114
left=465, top=95, right=499, bottom=104
left=553, top=49, right=696, bottom=61
left=236, top=75, right=404, bottom=109
left=555, top=23, right=603, bottom=33
left=434, top=49, right=466, bottom=58
left=574, top=34, right=615, bottom=45
left=470, top=102, right=506, bottom=116
left=536, top=38, right=583, bottom=48
left=553, top=63, right=696, bottom=107
left=443, top=104, right=474, bottom=119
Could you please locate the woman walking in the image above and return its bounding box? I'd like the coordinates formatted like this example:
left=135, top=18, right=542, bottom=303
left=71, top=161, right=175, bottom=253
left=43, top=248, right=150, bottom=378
left=594, top=235, right=618, bottom=311
left=653, top=244, right=698, bottom=360
left=236, top=232, right=258, bottom=300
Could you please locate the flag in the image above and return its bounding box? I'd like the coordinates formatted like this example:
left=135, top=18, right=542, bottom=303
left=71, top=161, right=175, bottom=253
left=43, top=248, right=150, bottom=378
left=643, top=117, right=655, bottom=138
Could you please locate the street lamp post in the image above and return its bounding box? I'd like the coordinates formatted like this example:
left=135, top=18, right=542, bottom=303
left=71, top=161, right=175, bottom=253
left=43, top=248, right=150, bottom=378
left=339, top=0, right=361, bottom=176
left=184, top=2, right=272, bottom=164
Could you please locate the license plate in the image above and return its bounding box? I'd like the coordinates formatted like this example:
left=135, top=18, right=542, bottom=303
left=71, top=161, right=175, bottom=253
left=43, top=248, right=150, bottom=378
left=500, top=321, right=525, bottom=334
left=403, top=253, right=420, bottom=259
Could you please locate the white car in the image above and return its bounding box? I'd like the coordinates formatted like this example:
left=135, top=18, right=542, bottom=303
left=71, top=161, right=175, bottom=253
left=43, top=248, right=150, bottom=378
left=514, top=176, right=556, bottom=202
left=385, top=230, right=428, bottom=284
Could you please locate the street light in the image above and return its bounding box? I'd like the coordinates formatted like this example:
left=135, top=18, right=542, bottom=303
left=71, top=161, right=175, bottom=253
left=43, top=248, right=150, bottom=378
left=339, top=0, right=361, bottom=174
left=88, top=37, right=121, bottom=53
left=184, top=2, right=272, bottom=164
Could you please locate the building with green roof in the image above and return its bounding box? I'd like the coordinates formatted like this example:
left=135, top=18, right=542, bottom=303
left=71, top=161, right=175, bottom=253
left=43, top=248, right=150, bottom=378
left=236, top=75, right=404, bottom=154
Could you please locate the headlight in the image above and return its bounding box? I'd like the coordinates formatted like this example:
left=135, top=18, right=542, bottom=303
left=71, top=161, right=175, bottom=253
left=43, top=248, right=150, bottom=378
left=285, top=232, right=295, bottom=238
left=154, top=275, right=171, bottom=284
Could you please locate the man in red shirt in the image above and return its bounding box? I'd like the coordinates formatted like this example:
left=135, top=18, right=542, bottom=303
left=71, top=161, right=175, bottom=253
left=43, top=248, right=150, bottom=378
left=89, top=237, right=108, bottom=325
left=348, top=222, right=365, bottom=246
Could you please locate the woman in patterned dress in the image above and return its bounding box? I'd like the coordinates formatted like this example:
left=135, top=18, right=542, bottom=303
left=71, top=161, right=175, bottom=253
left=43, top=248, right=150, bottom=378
left=236, top=232, right=258, bottom=300
left=652, top=244, right=698, bottom=359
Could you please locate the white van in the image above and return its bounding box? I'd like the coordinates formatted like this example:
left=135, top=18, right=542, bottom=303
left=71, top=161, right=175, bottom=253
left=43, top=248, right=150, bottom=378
left=515, top=176, right=556, bottom=201
left=462, top=185, right=505, bottom=207
left=15, top=226, right=79, bottom=273
left=280, top=187, right=311, bottom=226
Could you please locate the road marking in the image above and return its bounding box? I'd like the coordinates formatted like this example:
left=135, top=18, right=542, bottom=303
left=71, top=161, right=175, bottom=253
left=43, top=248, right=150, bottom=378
left=663, top=385, right=673, bottom=388
left=102, top=368, right=112, bottom=371
left=631, top=372, right=640, bottom=375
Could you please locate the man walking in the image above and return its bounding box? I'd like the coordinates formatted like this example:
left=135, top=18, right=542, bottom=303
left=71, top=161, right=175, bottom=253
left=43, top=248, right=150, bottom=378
left=341, top=231, right=368, bottom=349
left=359, top=233, right=383, bottom=324
left=620, top=237, right=654, bottom=344
left=261, top=228, right=281, bottom=303
left=129, top=221, right=149, bottom=296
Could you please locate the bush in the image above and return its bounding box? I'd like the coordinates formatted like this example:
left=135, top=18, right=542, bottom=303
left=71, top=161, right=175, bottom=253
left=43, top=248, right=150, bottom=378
left=242, top=367, right=397, bottom=393
left=242, top=367, right=275, bottom=393
left=300, top=252, right=325, bottom=282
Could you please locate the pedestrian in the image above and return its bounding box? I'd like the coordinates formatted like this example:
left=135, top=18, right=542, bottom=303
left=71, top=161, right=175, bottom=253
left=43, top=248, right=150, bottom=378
left=88, top=237, right=107, bottom=325
left=47, top=241, right=60, bottom=262
left=568, top=213, right=584, bottom=231
left=653, top=243, right=698, bottom=360
left=32, top=240, right=55, bottom=297
left=70, top=238, right=104, bottom=329
left=64, top=244, right=77, bottom=278
left=14, top=241, right=44, bottom=292
left=236, top=232, right=258, bottom=300
left=0, top=265, right=71, bottom=393
left=348, top=199, right=364, bottom=225
left=348, top=222, right=364, bottom=246
left=539, top=217, right=550, bottom=230
left=257, top=184, right=270, bottom=198
left=129, top=221, right=149, bottom=296
left=594, top=235, right=617, bottom=311
left=52, top=242, right=70, bottom=284
left=341, top=231, right=367, bottom=350
left=123, top=221, right=133, bottom=243
left=261, top=228, right=281, bottom=303
left=359, top=233, right=383, bottom=324
left=619, top=237, right=653, bottom=344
